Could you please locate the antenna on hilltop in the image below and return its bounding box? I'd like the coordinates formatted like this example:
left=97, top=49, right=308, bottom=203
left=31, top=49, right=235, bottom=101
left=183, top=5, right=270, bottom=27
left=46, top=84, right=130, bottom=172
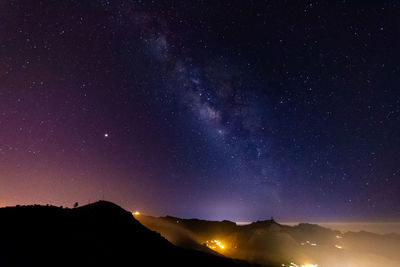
left=101, top=184, right=105, bottom=201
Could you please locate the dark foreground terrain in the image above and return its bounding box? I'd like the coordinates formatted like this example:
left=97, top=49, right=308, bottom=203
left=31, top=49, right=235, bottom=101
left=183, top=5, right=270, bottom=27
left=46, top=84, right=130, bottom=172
left=0, top=201, right=264, bottom=267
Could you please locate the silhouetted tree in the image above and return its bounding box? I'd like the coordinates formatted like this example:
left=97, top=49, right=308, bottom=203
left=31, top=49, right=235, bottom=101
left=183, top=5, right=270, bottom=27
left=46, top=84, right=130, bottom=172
left=74, top=202, right=79, bottom=208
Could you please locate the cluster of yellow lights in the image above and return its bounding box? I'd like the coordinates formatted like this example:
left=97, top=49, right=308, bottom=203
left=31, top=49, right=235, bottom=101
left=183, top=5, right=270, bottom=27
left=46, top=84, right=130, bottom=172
left=285, top=262, right=318, bottom=267
left=205, top=240, right=225, bottom=250
left=132, top=211, right=140, bottom=216
left=335, top=245, right=343, bottom=249
left=300, top=240, right=317, bottom=246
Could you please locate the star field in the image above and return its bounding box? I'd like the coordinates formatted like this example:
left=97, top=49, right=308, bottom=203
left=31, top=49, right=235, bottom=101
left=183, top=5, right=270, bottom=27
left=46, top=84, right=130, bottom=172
left=0, top=0, right=399, bottom=222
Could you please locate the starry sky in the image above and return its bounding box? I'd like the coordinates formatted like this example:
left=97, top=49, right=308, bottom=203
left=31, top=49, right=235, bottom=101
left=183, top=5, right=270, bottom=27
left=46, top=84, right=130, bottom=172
left=1, top=0, right=399, bottom=222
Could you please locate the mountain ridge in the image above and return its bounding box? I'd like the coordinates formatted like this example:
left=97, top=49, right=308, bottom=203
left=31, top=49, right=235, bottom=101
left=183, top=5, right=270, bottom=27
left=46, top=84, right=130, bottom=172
left=0, top=201, right=266, bottom=267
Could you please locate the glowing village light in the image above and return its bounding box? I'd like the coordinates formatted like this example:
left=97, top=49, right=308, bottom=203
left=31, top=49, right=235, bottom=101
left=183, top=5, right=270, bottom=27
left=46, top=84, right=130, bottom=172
left=300, top=241, right=317, bottom=246
left=289, top=262, right=318, bottom=267
left=205, top=240, right=225, bottom=250
left=335, top=245, right=343, bottom=249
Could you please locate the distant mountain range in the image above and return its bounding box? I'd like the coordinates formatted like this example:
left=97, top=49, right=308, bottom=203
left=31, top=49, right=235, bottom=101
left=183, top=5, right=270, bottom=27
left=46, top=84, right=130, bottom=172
left=138, top=214, right=400, bottom=266
left=0, top=201, right=265, bottom=267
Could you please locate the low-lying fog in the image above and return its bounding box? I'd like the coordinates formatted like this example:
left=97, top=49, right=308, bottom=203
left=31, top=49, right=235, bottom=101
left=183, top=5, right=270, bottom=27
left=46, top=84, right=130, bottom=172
left=240, top=222, right=400, bottom=235
left=304, top=222, right=400, bottom=235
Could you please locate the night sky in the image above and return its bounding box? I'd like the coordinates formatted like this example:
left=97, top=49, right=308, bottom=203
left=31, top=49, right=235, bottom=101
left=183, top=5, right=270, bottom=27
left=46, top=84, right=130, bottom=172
left=1, top=0, right=399, bottom=222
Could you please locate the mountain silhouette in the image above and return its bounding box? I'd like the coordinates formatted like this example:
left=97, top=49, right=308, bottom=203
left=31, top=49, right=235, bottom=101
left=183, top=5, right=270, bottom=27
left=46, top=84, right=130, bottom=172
left=0, top=201, right=265, bottom=267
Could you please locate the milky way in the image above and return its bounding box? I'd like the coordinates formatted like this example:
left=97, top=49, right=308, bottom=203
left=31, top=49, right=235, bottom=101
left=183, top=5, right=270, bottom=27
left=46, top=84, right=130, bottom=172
left=1, top=0, right=400, bottom=221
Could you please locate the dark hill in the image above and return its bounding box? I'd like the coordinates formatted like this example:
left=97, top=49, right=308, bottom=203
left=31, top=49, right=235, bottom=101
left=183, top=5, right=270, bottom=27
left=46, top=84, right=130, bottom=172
left=0, top=201, right=264, bottom=267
